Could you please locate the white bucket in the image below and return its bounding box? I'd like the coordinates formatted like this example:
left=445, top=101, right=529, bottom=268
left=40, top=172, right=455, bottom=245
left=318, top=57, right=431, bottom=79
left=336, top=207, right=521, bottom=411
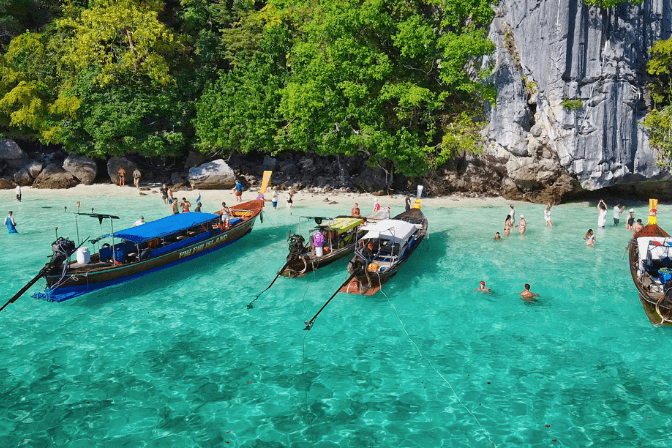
left=76, top=246, right=90, bottom=264
left=315, top=246, right=324, bottom=257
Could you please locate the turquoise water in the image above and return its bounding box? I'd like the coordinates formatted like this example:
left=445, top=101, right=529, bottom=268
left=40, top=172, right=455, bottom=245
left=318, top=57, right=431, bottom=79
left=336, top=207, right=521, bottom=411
left=2, top=190, right=672, bottom=447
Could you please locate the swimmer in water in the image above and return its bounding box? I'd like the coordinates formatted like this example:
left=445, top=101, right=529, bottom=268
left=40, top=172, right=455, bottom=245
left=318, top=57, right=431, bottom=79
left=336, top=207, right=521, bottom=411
left=493, top=232, right=501, bottom=240
left=520, top=283, right=539, bottom=301
left=474, top=281, right=492, bottom=293
left=584, top=229, right=595, bottom=247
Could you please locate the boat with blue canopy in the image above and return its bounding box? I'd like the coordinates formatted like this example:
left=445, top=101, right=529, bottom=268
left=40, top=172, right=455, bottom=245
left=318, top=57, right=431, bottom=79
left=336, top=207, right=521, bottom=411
left=6, top=199, right=264, bottom=304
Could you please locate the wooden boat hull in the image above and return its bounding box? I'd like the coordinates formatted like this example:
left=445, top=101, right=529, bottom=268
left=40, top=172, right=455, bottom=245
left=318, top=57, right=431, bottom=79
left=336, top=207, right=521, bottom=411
left=339, top=208, right=428, bottom=296
left=37, top=201, right=262, bottom=302
left=282, top=243, right=356, bottom=278
left=628, top=224, right=672, bottom=325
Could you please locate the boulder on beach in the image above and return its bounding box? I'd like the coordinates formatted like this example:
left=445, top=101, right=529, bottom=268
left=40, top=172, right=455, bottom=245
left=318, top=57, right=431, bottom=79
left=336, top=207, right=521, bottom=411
left=0, top=139, right=29, bottom=169
left=188, top=159, right=235, bottom=189
left=13, top=167, right=32, bottom=186
left=107, top=157, right=137, bottom=184
left=26, top=161, right=43, bottom=179
left=63, top=154, right=97, bottom=185
left=33, top=163, right=79, bottom=189
left=0, top=176, right=14, bottom=189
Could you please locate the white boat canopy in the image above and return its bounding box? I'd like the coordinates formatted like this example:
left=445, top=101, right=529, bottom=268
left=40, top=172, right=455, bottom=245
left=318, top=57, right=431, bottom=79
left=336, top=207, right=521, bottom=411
left=360, top=219, right=417, bottom=244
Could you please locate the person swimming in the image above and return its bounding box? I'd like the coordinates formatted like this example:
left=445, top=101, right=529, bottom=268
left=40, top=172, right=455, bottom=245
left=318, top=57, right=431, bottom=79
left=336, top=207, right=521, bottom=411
left=493, top=232, right=501, bottom=240
left=520, top=283, right=539, bottom=301
left=474, top=281, right=492, bottom=293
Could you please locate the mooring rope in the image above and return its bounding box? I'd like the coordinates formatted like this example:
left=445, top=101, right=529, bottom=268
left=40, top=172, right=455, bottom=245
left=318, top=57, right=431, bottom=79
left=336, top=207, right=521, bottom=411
left=0, top=299, right=39, bottom=331
left=377, top=273, right=497, bottom=447
left=655, top=295, right=672, bottom=326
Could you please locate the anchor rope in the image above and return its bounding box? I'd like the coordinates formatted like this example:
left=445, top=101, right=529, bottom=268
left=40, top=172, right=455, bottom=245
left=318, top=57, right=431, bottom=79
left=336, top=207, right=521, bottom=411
left=0, top=299, right=39, bottom=330
left=377, top=273, right=497, bottom=448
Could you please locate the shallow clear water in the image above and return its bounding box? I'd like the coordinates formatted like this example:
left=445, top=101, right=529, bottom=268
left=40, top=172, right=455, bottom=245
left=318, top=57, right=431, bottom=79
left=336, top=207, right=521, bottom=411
left=1, top=191, right=671, bottom=447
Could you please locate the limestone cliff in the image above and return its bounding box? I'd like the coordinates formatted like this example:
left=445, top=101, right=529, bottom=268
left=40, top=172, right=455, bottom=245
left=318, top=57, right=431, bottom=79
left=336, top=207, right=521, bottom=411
left=472, top=0, right=672, bottom=200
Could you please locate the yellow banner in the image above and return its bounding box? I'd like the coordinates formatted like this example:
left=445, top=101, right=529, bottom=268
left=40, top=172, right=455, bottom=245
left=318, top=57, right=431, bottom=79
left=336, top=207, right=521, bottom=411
left=260, top=171, right=272, bottom=194
left=649, top=198, right=658, bottom=225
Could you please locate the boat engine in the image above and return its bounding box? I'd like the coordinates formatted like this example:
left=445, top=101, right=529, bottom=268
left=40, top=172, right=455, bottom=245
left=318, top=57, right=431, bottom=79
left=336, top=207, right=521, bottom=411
left=50, top=237, right=76, bottom=269
left=287, top=234, right=306, bottom=258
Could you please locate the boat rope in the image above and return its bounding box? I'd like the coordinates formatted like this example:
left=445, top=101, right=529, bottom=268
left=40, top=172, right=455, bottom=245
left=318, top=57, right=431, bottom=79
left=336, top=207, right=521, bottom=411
left=0, top=299, right=39, bottom=330
left=377, top=273, right=498, bottom=448
left=655, top=295, right=672, bottom=325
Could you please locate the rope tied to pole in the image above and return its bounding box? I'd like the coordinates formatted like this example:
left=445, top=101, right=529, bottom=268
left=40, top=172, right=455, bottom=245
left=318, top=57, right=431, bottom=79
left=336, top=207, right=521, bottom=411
left=247, top=260, right=290, bottom=309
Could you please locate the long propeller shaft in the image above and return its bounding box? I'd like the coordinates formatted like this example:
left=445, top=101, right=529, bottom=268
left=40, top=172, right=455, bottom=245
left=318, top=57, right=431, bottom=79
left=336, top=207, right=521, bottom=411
left=304, top=272, right=357, bottom=330
left=247, top=260, right=290, bottom=309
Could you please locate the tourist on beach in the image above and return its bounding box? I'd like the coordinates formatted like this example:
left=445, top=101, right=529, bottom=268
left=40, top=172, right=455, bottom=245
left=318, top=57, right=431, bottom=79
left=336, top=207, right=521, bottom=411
left=613, top=203, right=625, bottom=226
left=597, top=199, right=608, bottom=230
left=520, top=284, right=539, bottom=301
left=508, top=204, right=515, bottom=224
left=584, top=229, right=595, bottom=247
left=517, top=215, right=526, bottom=235
left=15, top=184, right=21, bottom=202
left=194, top=202, right=202, bottom=212
left=219, top=202, right=230, bottom=227
left=4, top=211, right=17, bottom=233
left=544, top=203, right=553, bottom=227
left=493, top=232, right=501, bottom=240
left=504, top=215, right=512, bottom=237
left=474, top=281, right=491, bottom=293
left=117, top=167, right=126, bottom=186
left=233, top=179, right=244, bottom=203
left=351, top=203, right=361, bottom=217
left=373, top=198, right=380, bottom=212
left=272, top=190, right=279, bottom=209
left=286, top=190, right=294, bottom=209
left=133, top=216, right=145, bottom=227
left=626, top=209, right=635, bottom=230
left=171, top=198, right=179, bottom=215
left=633, top=219, right=644, bottom=235
left=180, top=197, right=191, bottom=212
left=160, top=184, right=169, bottom=204
left=133, top=168, right=141, bottom=188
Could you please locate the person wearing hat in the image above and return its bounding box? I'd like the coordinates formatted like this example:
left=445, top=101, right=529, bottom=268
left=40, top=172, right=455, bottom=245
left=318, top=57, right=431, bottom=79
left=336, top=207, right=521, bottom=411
left=626, top=209, right=635, bottom=231
left=517, top=214, right=526, bottom=235
left=474, top=281, right=491, bottom=293
left=133, top=216, right=145, bottom=227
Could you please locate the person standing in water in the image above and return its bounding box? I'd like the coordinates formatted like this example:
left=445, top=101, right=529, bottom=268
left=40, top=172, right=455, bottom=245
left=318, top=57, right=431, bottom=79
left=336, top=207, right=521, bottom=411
left=180, top=197, right=191, bottom=212
left=160, top=184, right=169, bottom=204
left=493, top=232, right=502, bottom=240
left=194, top=202, right=202, bottom=212
left=286, top=190, right=294, bottom=209
left=544, top=203, right=553, bottom=227
left=272, top=190, right=279, bottom=209
left=351, top=203, right=361, bottom=217
left=633, top=219, right=644, bottom=235
left=626, top=209, right=635, bottom=231
left=474, top=281, right=492, bottom=293
left=520, top=284, right=539, bottom=301
left=15, top=184, right=21, bottom=202
left=508, top=204, right=515, bottom=224
left=517, top=215, right=526, bottom=235
left=373, top=198, right=380, bottom=212
left=584, top=229, right=595, bottom=247
left=504, top=215, right=512, bottom=237
left=597, top=199, right=608, bottom=231
left=613, top=203, right=625, bottom=226
left=171, top=198, right=179, bottom=215
left=4, top=211, right=17, bottom=233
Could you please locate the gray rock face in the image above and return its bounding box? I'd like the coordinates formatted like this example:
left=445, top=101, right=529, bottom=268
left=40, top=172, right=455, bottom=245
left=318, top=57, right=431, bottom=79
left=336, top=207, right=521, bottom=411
left=33, top=164, right=79, bottom=189
left=107, top=157, right=137, bottom=185
left=13, top=168, right=32, bottom=186
left=188, top=159, right=235, bottom=189
left=484, top=0, right=672, bottom=191
left=26, top=161, right=43, bottom=179
left=63, top=155, right=97, bottom=185
left=0, top=140, right=29, bottom=169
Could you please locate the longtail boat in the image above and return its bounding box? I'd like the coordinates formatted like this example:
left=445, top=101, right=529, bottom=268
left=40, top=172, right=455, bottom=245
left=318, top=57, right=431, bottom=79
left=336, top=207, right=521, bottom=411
left=3, top=200, right=263, bottom=307
left=339, top=207, right=428, bottom=296
left=627, top=198, right=672, bottom=325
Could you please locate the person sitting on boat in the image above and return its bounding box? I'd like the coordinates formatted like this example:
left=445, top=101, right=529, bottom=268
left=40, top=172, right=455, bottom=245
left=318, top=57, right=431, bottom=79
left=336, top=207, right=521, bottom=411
left=133, top=216, right=145, bottom=227
left=219, top=202, right=231, bottom=228
left=493, top=232, right=501, bottom=240
left=584, top=229, right=595, bottom=247
left=180, top=197, right=191, bottom=212
left=520, top=284, right=539, bottom=301
left=474, top=281, right=491, bottom=293
left=351, top=203, right=361, bottom=217
left=4, top=211, right=17, bottom=234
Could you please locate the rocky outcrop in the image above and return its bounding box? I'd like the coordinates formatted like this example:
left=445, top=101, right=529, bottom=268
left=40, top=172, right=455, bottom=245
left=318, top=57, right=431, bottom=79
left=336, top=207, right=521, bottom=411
left=26, top=161, right=43, bottom=179
left=188, top=159, right=236, bottom=189
left=0, top=177, right=14, bottom=188
left=32, top=163, right=79, bottom=189
left=481, top=0, right=672, bottom=197
left=107, top=157, right=137, bottom=184
left=13, top=168, right=32, bottom=186
left=0, top=140, right=29, bottom=169
left=63, top=155, right=97, bottom=185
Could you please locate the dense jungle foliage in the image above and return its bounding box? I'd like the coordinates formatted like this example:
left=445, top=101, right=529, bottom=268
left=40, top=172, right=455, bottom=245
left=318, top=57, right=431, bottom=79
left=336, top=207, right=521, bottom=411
left=0, top=0, right=497, bottom=177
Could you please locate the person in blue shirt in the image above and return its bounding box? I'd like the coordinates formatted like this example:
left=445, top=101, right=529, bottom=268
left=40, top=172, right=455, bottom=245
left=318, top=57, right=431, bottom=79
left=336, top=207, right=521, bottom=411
left=233, top=179, right=244, bottom=203
left=4, top=211, right=17, bottom=233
